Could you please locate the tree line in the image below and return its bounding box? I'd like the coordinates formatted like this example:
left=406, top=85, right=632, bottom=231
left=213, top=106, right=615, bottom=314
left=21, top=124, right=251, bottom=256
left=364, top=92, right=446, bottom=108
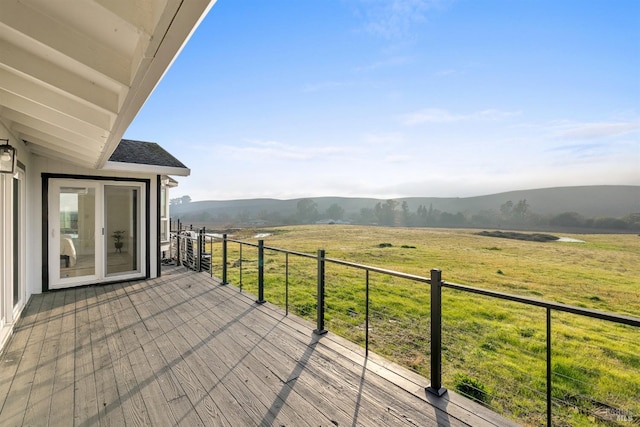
left=174, top=197, right=640, bottom=232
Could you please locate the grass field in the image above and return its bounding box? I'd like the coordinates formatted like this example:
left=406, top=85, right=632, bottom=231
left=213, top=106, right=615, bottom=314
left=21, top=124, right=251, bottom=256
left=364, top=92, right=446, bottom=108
left=205, top=225, right=640, bottom=426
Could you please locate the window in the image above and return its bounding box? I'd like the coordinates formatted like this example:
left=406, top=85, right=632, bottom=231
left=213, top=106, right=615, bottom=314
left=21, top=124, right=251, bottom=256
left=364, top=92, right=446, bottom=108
left=160, top=185, right=169, bottom=242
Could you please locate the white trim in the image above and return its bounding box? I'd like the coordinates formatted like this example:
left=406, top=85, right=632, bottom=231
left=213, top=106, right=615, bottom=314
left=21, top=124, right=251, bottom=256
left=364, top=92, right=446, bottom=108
left=12, top=167, right=26, bottom=319
left=103, top=161, right=190, bottom=177
left=0, top=166, right=26, bottom=351
left=0, top=172, right=10, bottom=350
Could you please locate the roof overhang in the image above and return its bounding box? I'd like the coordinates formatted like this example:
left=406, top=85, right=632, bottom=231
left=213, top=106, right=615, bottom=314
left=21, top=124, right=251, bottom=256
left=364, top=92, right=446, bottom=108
left=0, top=0, right=215, bottom=169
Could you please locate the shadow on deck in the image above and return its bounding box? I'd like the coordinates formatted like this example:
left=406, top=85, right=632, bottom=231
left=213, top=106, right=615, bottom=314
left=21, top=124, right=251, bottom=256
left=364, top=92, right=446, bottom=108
left=0, top=266, right=519, bottom=426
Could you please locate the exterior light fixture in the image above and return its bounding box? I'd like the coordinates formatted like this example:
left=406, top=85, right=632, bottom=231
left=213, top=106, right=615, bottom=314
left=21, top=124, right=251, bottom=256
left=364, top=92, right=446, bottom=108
left=0, top=139, right=17, bottom=174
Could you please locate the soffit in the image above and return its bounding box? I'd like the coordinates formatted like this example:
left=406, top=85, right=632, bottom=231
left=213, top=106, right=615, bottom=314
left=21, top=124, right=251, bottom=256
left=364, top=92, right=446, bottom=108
left=0, top=0, right=214, bottom=169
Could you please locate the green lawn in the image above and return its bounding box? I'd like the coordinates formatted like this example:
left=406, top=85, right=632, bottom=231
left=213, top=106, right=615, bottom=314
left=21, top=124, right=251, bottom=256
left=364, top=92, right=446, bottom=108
left=206, top=225, right=640, bottom=426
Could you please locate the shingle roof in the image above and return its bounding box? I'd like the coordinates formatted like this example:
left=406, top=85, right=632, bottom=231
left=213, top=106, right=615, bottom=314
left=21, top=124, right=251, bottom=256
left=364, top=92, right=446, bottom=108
left=109, top=139, right=188, bottom=169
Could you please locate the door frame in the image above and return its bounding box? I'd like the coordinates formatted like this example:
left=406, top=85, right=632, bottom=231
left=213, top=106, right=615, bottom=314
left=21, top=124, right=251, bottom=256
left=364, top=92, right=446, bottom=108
left=12, top=164, right=26, bottom=316
left=1, top=161, right=26, bottom=347
left=42, top=174, right=151, bottom=292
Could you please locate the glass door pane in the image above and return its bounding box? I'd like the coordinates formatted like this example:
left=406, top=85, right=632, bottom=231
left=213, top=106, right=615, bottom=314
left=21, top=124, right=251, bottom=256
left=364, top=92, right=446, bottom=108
left=13, top=176, right=19, bottom=306
left=59, top=186, right=97, bottom=280
left=105, top=185, right=140, bottom=276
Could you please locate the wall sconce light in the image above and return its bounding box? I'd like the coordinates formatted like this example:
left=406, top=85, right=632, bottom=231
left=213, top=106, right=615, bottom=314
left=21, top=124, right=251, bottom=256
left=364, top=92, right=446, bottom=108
left=0, top=139, right=17, bottom=174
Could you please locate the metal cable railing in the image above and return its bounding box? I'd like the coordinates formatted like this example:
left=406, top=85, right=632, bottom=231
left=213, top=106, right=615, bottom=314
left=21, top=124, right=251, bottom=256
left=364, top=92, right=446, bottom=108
left=167, top=230, right=639, bottom=426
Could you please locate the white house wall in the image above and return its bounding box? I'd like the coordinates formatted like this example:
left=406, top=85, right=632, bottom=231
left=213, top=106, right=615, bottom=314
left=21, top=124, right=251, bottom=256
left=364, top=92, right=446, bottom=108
left=0, top=124, right=30, bottom=350
left=2, top=121, right=169, bottom=354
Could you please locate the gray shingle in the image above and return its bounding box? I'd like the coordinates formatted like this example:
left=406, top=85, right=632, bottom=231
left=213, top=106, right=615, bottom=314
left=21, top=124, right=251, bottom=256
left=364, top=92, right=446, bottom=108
left=109, top=139, right=188, bottom=169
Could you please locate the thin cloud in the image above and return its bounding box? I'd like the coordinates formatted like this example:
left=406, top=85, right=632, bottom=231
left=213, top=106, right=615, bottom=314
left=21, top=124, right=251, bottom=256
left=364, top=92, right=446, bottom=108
left=402, top=108, right=521, bottom=125
left=354, top=0, right=448, bottom=39
left=546, top=142, right=609, bottom=159
left=221, top=139, right=348, bottom=161
left=552, top=120, right=640, bottom=140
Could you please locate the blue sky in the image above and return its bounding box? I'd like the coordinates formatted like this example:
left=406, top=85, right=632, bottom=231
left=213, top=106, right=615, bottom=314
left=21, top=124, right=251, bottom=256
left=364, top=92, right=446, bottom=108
left=124, top=0, right=640, bottom=201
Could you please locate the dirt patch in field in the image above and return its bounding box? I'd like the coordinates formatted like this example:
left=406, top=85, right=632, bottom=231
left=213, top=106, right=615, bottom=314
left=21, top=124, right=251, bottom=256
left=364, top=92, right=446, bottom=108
left=476, top=230, right=559, bottom=242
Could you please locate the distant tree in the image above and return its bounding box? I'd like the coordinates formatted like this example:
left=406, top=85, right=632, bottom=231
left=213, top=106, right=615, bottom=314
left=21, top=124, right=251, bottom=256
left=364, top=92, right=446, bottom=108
left=623, top=213, right=640, bottom=231
left=471, top=210, right=498, bottom=227
left=440, top=211, right=466, bottom=226
left=592, top=217, right=629, bottom=230
left=374, top=200, right=398, bottom=226
left=296, top=199, right=319, bottom=223
left=358, top=207, right=376, bottom=224
left=415, top=203, right=440, bottom=226
left=500, top=200, right=513, bottom=218
left=550, top=212, right=584, bottom=227
left=416, top=205, right=427, bottom=226
left=325, top=203, right=345, bottom=221
left=170, top=195, right=191, bottom=206
left=401, top=201, right=411, bottom=226
left=512, top=199, right=529, bottom=219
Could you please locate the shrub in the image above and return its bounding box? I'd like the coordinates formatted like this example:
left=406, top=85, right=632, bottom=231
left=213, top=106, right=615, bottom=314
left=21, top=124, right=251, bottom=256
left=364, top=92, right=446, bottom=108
left=454, top=373, right=491, bottom=405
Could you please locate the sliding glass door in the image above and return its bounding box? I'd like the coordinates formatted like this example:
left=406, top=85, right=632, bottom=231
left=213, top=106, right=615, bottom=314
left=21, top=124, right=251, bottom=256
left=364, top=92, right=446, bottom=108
left=105, top=185, right=140, bottom=276
left=49, top=179, right=145, bottom=289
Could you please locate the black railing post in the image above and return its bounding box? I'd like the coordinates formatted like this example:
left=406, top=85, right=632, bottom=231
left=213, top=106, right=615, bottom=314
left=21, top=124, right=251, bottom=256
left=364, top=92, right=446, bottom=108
left=427, top=268, right=447, bottom=396
left=314, top=249, right=328, bottom=335
left=209, top=233, right=213, bottom=277
left=174, top=232, right=180, bottom=267
left=239, top=244, right=243, bottom=289
left=256, top=240, right=266, bottom=304
left=176, top=232, right=181, bottom=266
left=365, top=269, right=370, bottom=356
left=197, top=228, right=203, bottom=272
left=546, top=307, right=552, bottom=427
left=285, top=252, right=289, bottom=315
left=221, top=233, right=228, bottom=285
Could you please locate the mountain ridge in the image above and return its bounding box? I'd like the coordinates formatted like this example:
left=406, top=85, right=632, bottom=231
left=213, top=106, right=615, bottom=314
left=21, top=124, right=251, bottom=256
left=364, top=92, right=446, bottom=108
left=172, top=185, right=640, bottom=220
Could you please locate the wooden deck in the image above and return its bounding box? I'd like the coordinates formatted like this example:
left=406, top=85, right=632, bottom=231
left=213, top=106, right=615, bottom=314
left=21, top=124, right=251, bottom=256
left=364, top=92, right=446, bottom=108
left=0, top=266, right=518, bottom=426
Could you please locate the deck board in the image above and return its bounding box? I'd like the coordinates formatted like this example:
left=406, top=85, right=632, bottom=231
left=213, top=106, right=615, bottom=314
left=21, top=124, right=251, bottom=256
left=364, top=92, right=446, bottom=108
left=22, top=290, right=64, bottom=426
left=0, top=266, right=519, bottom=426
left=49, top=289, right=76, bottom=427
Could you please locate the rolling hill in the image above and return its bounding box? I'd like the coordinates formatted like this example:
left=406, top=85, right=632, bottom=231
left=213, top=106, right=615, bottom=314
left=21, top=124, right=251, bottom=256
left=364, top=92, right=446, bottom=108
left=172, top=185, right=639, bottom=223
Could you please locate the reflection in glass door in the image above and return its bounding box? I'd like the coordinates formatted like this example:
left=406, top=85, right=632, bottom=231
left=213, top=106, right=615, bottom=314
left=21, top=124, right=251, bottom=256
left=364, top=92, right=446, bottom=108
left=105, top=185, right=140, bottom=276
left=58, top=186, right=97, bottom=281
